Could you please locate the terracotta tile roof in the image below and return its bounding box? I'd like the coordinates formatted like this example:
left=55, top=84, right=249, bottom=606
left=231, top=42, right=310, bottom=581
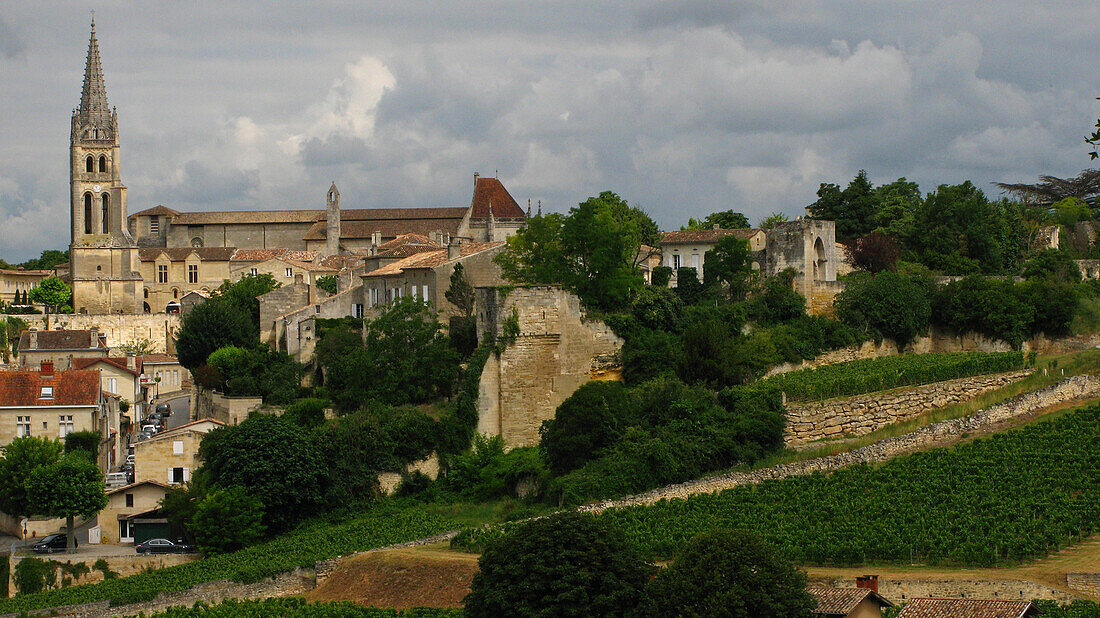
left=374, top=244, right=443, bottom=259
left=808, top=587, right=893, bottom=615
left=128, top=205, right=179, bottom=218
left=318, top=254, right=365, bottom=270
left=172, top=210, right=324, bottom=225
left=283, top=250, right=318, bottom=262
left=363, top=250, right=445, bottom=277
left=140, top=353, right=179, bottom=365
left=303, top=217, right=464, bottom=241
left=0, top=369, right=101, bottom=406
left=138, top=247, right=237, bottom=262
left=405, top=241, right=505, bottom=269
left=377, top=233, right=437, bottom=250
left=896, top=599, right=1034, bottom=618
left=18, top=330, right=106, bottom=351
left=471, top=177, right=526, bottom=218
left=72, top=356, right=141, bottom=376
left=661, top=228, right=762, bottom=244
left=229, top=248, right=287, bottom=262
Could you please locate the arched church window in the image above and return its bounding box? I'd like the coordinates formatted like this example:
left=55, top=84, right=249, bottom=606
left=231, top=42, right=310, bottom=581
left=191, top=237, right=204, bottom=248
left=101, top=194, right=110, bottom=233
left=86, top=156, right=94, bottom=173
left=84, top=193, right=93, bottom=234
left=99, top=156, right=107, bottom=173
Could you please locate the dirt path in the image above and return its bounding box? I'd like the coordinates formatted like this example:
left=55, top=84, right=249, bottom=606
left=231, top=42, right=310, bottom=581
left=580, top=374, right=1100, bottom=512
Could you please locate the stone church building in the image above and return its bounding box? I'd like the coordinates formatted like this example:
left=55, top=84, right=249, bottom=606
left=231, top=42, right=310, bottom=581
left=65, top=22, right=527, bottom=315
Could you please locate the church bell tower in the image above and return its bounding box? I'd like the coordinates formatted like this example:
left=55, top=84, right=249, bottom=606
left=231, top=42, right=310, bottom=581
left=69, top=19, right=143, bottom=314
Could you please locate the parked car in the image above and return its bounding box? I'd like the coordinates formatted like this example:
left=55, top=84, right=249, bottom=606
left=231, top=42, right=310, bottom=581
left=125, top=454, right=135, bottom=466
left=156, top=403, right=172, bottom=417
left=105, top=472, right=129, bottom=488
left=136, top=538, right=194, bottom=554
left=31, top=534, right=76, bottom=554
left=140, top=423, right=158, bottom=434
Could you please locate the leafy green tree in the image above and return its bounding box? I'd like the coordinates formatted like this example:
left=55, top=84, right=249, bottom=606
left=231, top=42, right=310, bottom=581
left=540, top=381, right=639, bottom=475
left=283, top=397, right=329, bottom=428
left=702, top=236, right=752, bottom=300
left=758, top=212, right=788, bottom=229
left=1, top=315, right=27, bottom=362
left=630, top=286, right=683, bottom=332
left=175, top=297, right=255, bottom=369
left=213, top=273, right=281, bottom=333
left=312, top=409, right=396, bottom=507
left=445, top=263, right=476, bottom=318
left=745, top=269, right=805, bottom=325
left=1022, top=250, right=1082, bottom=283
left=496, top=192, right=660, bottom=311
left=28, top=276, right=72, bottom=326
left=203, top=345, right=302, bottom=403
left=643, top=529, right=816, bottom=618
left=25, top=455, right=108, bottom=551
left=870, top=177, right=922, bottom=242
left=674, top=267, right=705, bottom=305
left=464, top=512, right=653, bottom=618
left=198, top=415, right=327, bottom=531
left=1052, top=196, right=1092, bottom=227
left=0, top=436, right=63, bottom=517
left=683, top=210, right=750, bottom=230
left=933, top=276, right=1033, bottom=348
left=650, top=265, right=673, bottom=287
left=18, top=249, right=69, bottom=272
left=315, top=275, right=338, bottom=294
left=622, top=328, right=683, bottom=386
left=321, top=298, right=460, bottom=411
left=912, top=182, right=1023, bottom=274
left=835, top=272, right=932, bottom=349
left=62, top=431, right=100, bottom=461
left=808, top=170, right=878, bottom=243
left=995, top=169, right=1100, bottom=209
left=190, top=487, right=266, bottom=555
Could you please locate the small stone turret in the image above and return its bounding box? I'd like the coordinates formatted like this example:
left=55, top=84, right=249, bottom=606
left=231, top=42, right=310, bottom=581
left=325, top=182, right=341, bottom=256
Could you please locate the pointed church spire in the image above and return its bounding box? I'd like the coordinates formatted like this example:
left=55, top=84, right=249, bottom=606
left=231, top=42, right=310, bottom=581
left=77, top=19, right=111, bottom=127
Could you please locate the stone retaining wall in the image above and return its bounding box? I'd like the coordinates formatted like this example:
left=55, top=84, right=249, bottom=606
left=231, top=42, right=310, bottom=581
left=584, top=374, right=1100, bottom=511
left=785, top=370, right=1031, bottom=445
left=1067, top=573, right=1100, bottom=598
left=817, top=576, right=1080, bottom=604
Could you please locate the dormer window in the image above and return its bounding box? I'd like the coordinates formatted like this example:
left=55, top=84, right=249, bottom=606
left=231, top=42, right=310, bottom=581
left=40, top=386, right=53, bottom=398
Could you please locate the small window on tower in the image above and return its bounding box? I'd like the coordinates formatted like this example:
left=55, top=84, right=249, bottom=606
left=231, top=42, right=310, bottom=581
left=150, top=218, right=160, bottom=236
left=85, top=156, right=94, bottom=172
left=99, top=155, right=107, bottom=173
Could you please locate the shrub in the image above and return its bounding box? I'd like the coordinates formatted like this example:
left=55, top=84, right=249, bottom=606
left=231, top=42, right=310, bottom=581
left=190, top=487, right=266, bottom=555
left=745, top=269, right=805, bottom=325
left=835, top=271, right=932, bottom=348
left=643, top=529, right=816, bottom=618
left=283, top=398, right=329, bottom=428
left=651, top=265, right=673, bottom=287
left=1022, top=249, right=1082, bottom=283
left=630, top=286, right=683, bottom=332
left=621, top=328, right=683, bottom=386
left=464, top=512, right=653, bottom=617
left=674, top=267, right=705, bottom=305
left=539, top=382, right=639, bottom=476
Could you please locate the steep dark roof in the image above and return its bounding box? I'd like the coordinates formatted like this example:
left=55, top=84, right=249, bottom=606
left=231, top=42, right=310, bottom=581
left=18, top=330, right=106, bottom=351
left=0, top=370, right=101, bottom=406
left=471, top=177, right=526, bottom=218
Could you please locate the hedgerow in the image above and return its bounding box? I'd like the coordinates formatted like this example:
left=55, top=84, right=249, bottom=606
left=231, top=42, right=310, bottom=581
left=757, top=351, right=1025, bottom=402
left=0, top=507, right=458, bottom=613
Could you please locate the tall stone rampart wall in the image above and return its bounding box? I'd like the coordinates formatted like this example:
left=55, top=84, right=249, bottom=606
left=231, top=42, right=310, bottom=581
left=50, top=313, right=181, bottom=354
left=785, top=370, right=1032, bottom=445
left=476, top=286, right=622, bottom=449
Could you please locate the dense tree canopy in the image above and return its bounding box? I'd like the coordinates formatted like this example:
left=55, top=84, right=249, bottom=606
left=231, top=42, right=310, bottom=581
left=682, top=210, right=750, bottom=230
left=702, top=236, right=753, bottom=300
left=834, top=271, right=933, bottom=349
left=175, top=297, right=256, bottom=370
left=496, top=191, right=660, bottom=311
left=465, top=512, right=653, bottom=617
left=0, top=436, right=63, bottom=517
left=807, top=170, right=878, bottom=243
left=644, top=529, right=816, bottom=618
left=25, top=455, right=107, bottom=551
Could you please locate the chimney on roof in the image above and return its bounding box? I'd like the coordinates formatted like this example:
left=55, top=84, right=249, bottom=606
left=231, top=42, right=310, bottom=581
left=126, top=353, right=137, bottom=372
left=527, top=199, right=532, bottom=218
left=41, top=360, right=54, bottom=376
left=29, top=330, right=37, bottom=349
left=855, top=575, right=879, bottom=593
left=473, top=171, right=479, bottom=186
left=448, top=239, right=461, bottom=260
left=372, top=231, right=381, bottom=246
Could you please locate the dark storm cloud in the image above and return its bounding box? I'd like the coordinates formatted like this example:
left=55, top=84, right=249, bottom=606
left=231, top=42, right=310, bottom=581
left=0, top=1, right=1098, bottom=261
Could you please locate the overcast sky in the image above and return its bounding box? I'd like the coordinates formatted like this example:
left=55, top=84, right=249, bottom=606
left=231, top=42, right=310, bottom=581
left=0, top=1, right=1097, bottom=261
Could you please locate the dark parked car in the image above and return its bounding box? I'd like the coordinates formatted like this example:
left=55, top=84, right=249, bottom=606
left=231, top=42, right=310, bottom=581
left=155, top=403, right=172, bottom=417
left=31, top=534, right=75, bottom=554
left=136, top=538, right=194, bottom=554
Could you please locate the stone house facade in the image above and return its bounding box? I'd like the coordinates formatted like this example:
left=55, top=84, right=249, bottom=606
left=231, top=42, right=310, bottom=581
left=0, top=364, right=105, bottom=449
left=99, top=480, right=169, bottom=544
left=659, top=228, right=766, bottom=285
left=72, top=355, right=147, bottom=420
left=0, top=268, right=52, bottom=304
left=17, top=328, right=109, bottom=369
left=132, top=418, right=223, bottom=486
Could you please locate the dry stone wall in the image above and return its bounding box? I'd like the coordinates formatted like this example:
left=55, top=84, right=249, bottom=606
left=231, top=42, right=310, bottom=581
left=785, top=370, right=1032, bottom=445
left=476, top=286, right=622, bottom=449
left=583, top=374, right=1100, bottom=511
left=817, top=576, right=1080, bottom=604
left=1067, top=573, right=1100, bottom=599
